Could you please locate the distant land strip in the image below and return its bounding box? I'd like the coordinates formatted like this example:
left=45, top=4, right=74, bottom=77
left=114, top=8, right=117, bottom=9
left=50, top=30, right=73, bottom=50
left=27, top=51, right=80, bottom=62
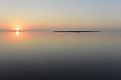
left=53, top=30, right=100, bottom=33
left=0, top=30, right=100, bottom=32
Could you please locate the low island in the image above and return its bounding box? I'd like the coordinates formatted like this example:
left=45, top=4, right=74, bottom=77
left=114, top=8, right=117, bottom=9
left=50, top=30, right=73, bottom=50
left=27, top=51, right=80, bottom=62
left=53, top=30, right=100, bottom=33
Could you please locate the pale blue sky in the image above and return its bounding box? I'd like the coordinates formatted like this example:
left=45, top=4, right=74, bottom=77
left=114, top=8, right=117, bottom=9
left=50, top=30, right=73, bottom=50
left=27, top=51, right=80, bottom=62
left=0, top=0, right=121, bottom=30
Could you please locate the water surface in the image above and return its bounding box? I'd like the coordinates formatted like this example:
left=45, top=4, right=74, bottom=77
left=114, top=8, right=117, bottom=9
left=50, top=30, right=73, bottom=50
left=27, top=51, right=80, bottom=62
left=0, top=32, right=121, bottom=80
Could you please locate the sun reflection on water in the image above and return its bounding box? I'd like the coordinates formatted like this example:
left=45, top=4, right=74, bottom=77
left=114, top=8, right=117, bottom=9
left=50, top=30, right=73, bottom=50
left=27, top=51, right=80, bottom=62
left=16, top=31, right=20, bottom=36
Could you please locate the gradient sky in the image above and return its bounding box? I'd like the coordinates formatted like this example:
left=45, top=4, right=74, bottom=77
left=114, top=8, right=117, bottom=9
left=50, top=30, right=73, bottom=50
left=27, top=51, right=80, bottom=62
left=0, top=0, right=121, bottom=30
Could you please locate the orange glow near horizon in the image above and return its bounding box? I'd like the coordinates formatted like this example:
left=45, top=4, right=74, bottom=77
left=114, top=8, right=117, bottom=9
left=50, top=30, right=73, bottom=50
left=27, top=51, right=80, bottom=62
left=5, top=23, right=24, bottom=30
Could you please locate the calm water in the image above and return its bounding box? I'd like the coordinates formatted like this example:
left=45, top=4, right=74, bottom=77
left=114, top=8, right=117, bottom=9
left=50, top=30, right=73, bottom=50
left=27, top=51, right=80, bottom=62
left=0, top=32, right=121, bottom=80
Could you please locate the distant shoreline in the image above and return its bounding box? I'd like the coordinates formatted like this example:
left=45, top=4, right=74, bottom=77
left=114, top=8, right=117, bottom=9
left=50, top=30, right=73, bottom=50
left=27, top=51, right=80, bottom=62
left=0, top=30, right=100, bottom=32
left=53, top=30, right=100, bottom=33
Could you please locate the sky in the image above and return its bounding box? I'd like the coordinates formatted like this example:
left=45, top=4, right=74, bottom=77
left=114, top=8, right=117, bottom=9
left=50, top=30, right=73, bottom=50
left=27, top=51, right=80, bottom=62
left=0, top=0, right=121, bottom=31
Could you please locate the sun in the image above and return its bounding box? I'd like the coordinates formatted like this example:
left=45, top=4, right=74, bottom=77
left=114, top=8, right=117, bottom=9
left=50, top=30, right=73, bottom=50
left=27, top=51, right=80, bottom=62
left=16, top=27, right=19, bottom=31
left=15, top=24, right=21, bottom=31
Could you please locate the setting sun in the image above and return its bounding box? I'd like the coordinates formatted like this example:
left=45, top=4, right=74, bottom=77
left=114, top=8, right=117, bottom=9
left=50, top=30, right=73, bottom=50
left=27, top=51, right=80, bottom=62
left=15, top=24, right=21, bottom=31
left=16, top=27, right=19, bottom=31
